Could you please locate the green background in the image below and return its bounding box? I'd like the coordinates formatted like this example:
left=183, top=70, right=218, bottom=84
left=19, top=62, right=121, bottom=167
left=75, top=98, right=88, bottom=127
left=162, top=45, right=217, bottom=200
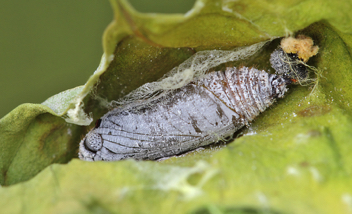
left=0, top=0, right=195, bottom=118
left=2, top=0, right=352, bottom=213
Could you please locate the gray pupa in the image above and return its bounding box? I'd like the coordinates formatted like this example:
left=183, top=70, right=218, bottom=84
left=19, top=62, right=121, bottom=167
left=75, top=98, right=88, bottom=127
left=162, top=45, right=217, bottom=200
left=79, top=38, right=317, bottom=161
left=79, top=68, right=290, bottom=161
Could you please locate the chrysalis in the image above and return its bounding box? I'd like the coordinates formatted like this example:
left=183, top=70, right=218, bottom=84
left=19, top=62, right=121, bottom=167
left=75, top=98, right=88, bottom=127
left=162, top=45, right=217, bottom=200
left=79, top=36, right=318, bottom=161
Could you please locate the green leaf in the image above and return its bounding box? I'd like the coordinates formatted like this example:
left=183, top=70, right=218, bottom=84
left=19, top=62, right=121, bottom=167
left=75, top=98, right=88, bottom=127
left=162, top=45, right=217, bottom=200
left=0, top=104, right=83, bottom=186
left=104, top=0, right=352, bottom=54
left=1, top=0, right=352, bottom=213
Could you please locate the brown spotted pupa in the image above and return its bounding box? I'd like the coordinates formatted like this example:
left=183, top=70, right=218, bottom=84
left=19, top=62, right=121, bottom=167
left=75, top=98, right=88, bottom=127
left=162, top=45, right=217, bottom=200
left=79, top=36, right=318, bottom=161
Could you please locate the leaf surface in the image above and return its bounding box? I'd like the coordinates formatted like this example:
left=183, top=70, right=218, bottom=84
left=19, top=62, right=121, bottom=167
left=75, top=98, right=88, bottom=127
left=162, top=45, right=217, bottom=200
left=1, top=1, right=352, bottom=213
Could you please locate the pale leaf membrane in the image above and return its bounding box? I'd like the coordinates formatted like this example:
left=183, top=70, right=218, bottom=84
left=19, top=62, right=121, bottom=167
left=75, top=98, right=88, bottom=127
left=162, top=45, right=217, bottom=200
left=110, top=41, right=267, bottom=107
left=132, top=160, right=219, bottom=200
left=42, top=86, right=84, bottom=115
left=64, top=53, right=114, bottom=125
left=42, top=53, right=114, bottom=126
left=65, top=102, right=93, bottom=126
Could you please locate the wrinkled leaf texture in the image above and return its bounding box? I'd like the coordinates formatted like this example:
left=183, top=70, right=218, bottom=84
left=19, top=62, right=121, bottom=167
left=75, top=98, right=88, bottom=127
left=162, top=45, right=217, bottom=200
left=1, top=0, right=352, bottom=213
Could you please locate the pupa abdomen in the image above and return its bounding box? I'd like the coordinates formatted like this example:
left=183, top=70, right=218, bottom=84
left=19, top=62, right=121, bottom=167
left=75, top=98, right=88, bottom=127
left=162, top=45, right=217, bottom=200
left=79, top=66, right=288, bottom=161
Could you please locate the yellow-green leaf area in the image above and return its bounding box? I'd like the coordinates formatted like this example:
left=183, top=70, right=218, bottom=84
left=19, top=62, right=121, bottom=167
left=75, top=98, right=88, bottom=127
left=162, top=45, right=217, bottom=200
left=0, top=104, right=83, bottom=186
left=104, top=0, right=352, bottom=55
left=42, top=86, right=84, bottom=116
left=1, top=0, right=352, bottom=213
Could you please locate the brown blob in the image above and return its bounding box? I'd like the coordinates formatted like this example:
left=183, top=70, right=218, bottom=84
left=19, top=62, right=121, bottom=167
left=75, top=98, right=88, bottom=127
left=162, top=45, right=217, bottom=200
left=307, top=129, right=322, bottom=137
left=299, top=161, right=310, bottom=167
left=281, top=35, right=319, bottom=62
left=297, top=105, right=331, bottom=117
